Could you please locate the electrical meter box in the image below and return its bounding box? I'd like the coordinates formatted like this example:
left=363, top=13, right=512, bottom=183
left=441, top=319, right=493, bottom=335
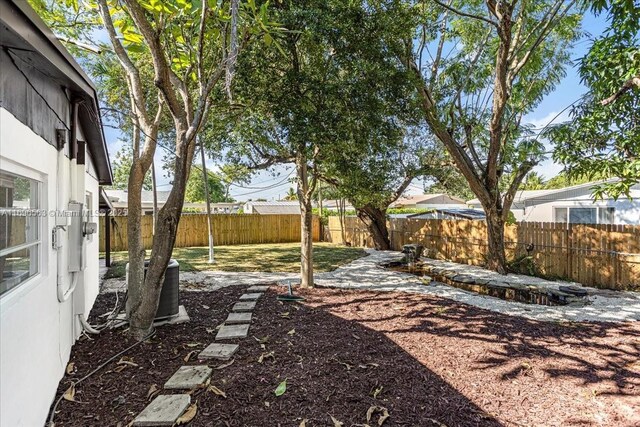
left=68, top=201, right=85, bottom=272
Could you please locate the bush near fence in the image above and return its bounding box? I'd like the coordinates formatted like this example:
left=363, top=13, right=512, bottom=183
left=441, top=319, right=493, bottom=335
left=100, top=214, right=321, bottom=252
left=325, top=216, right=640, bottom=291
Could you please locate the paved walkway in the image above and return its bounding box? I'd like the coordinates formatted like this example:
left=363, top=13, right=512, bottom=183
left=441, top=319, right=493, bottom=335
left=102, top=250, right=640, bottom=323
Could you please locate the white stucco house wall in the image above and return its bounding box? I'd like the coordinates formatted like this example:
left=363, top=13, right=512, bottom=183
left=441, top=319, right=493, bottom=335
left=244, top=200, right=301, bottom=214
left=467, top=181, right=640, bottom=225
left=0, top=1, right=112, bottom=425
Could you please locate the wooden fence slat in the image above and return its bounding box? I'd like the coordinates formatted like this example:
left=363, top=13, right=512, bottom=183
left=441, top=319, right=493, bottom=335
left=325, top=216, right=639, bottom=290
left=100, top=214, right=322, bottom=252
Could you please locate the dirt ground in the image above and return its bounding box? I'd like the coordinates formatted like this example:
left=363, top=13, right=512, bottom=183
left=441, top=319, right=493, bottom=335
left=50, top=286, right=640, bottom=426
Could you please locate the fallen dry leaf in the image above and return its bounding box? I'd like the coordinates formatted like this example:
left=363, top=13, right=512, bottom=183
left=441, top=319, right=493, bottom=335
left=288, top=329, right=296, bottom=335
left=208, top=385, right=227, bottom=398
left=186, top=343, right=200, bottom=348
left=258, top=351, right=275, bottom=363
left=280, top=311, right=290, bottom=318
left=366, top=406, right=390, bottom=426
left=175, top=403, right=197, bottom=425
left=330, top=415, right=344, bottom=427
left=146, top=384, right=160, bottom=401
left=254, top=335, right=270, bottom=344
left=184, top=350, right=198, bottom=363
left=66, top=362, right=75, bottom=375
left=215, top=359, right=235, bottom=370
left=63, top=385, right=76, bottom=402
left=372, top=385, right=383, bottom=399
left=299, top=419, right=308, bottom=427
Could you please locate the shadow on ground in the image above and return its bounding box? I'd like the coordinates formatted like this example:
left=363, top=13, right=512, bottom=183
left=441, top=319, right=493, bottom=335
left=51, top=287, right=500, bottom=426
left=308, top=289, right=640, bottom=426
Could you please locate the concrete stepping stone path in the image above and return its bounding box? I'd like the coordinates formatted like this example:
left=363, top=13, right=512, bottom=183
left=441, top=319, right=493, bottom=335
left=232, top=301, right=256, bottom=312
left=247, top=285, right=269, bottom=292
left=239, top=292, right=262, bottom=301
left=133, top=394, right=191, bottom=426
left=164, top=365, right=212, bottom=390
left=216, top=323, right=250, bottom=340
left=225, top=312, right=252, bottom=324
left=199, top=343, right=239, bottom=360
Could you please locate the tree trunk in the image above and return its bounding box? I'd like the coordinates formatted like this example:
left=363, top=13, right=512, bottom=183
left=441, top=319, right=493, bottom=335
left=485, top=207, right=507, bottom=274
left=125, top=160, right=148, bottom=332
left=295, top=152, right=314, bottom=288
left=128, top=131, right=196, bottom=339
left=357, top=205, right=391, bottom=250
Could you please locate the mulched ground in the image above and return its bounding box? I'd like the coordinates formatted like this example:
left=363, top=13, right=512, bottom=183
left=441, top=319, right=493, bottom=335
left=51, top=287, right=640, bottom=427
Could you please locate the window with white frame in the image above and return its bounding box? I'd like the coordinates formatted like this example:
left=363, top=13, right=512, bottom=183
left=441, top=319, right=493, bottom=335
left=0, top=171, right=42, bottom=295
left=553, top=206, right=615, bottom=224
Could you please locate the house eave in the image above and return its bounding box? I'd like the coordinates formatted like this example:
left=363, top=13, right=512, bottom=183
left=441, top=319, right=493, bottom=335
left=1, top=0, right=112, bottom=185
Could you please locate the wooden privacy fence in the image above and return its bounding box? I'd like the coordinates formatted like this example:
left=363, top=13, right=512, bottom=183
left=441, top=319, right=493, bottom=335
left=100, top=214, right=321, bottom=252
left=325, top=216, right=640, bottom=290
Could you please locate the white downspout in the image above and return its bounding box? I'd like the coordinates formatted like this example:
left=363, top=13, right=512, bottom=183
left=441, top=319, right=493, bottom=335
left=56, top=101, right=80, bottom=303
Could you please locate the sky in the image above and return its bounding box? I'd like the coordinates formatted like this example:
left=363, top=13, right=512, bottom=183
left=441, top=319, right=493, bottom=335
left=101, top=11, right=607, bottom=202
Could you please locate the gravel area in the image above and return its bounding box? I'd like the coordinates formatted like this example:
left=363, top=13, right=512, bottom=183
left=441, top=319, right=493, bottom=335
left=101, top=249, right=640, bottom=323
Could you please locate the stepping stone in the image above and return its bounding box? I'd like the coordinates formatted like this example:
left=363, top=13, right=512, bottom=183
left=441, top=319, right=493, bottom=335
left=225, top=312, right=252, bottom=324
left=239, top=293, right=262, bottom=301
left=133, top=394, right=191, bottom=426
left=247, top=285, right=269, bottom=292
left=164, top=365, right=212, bottom=390
left=216, top=324, right=250, bottom=340
left=232, top=301, right=256, bottom=312
left=199, top=343, right=239, bottom=360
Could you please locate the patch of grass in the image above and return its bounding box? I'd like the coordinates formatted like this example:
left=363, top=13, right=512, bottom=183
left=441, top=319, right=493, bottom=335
left=102, top=242, right=367, bottom=279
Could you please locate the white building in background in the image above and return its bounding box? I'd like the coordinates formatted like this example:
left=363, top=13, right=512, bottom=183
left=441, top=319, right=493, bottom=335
left=243, top=200, right=301, bottom=215
left=467, top=181, right=640, bottom=225
left=104, top=189, right=242, bottom=214
left=391, top=193, right=467, bottom=210
left=0, top=1, right=112, bottom=425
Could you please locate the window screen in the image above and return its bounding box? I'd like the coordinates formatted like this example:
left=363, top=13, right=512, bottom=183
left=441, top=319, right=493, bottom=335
left=554, top=208, right=568, bottom=223
left=598, top=207, right=615, bottom=224
left=569, top=208, right=597, bottom=224
left=0, top=171, right=41, bottom=295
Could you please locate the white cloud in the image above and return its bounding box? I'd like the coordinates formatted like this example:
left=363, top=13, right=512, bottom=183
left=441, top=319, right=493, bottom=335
left=524, top=109, right=571, bottom=130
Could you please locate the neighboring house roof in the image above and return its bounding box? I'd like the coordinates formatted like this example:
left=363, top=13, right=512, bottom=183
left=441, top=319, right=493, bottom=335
left=1, top=0, right=112, bottom=184
left=409, top=208, right=487, bottom=220
left=466, top=179, right=632, bottom=206
left=105, top=189, right=242, bottom=211
left=322, top=199, right=355, bottom=209
left=391, top=193, right=466, bottom=207
left=106, top=189, right=172, bottom=205
left=245, top=201, right=301, bottom=215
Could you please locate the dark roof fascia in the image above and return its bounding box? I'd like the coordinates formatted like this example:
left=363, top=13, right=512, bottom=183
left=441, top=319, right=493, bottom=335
left=2, top=0, right=112, bottom=184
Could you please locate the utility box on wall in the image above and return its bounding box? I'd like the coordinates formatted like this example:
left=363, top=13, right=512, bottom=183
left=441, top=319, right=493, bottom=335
left=68, top=201, right=85, bottom=272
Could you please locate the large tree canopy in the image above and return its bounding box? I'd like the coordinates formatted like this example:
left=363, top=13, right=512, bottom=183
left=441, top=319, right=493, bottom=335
left=396, top=0, right=583, bottom=272
left=550, top=0, right=639, bottom=199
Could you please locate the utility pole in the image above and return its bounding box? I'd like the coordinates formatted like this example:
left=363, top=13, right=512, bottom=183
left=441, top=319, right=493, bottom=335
left=151, top=160, right=158, bottom=234
left=199, top=137, right=215, bottom=263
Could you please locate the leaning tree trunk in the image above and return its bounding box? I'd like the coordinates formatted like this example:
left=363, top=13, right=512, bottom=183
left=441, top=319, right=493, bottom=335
left=484, top=206, right=507, bottom=274
left=125, top=149, right=151, bottom=328
left=295, top=152, right=314, bottom=288
left=128, top=131, right=197, bottom=339
left=356, top=205, right=391, bottom=250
